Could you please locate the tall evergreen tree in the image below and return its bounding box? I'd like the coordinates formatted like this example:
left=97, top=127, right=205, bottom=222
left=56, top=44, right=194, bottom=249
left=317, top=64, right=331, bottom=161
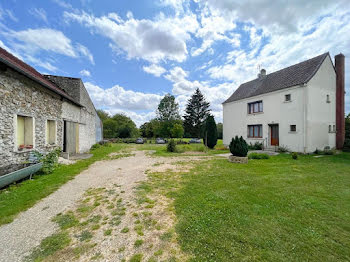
left=203, top=115, right=218, bottom=149
left=183, top=88, right=211, bottom=138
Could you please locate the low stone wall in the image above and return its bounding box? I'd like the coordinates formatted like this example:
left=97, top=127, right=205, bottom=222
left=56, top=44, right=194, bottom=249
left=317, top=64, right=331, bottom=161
left=228, top=155, right=248, bottom=164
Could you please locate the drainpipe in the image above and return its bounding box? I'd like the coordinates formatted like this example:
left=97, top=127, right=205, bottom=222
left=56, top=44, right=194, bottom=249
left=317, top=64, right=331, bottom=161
left=302, top=83, right=308, bottom=153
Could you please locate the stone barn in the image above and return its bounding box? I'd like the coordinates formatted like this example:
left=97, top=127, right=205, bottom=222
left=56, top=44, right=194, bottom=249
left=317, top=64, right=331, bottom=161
left=0, top=47, right=103, bottom=169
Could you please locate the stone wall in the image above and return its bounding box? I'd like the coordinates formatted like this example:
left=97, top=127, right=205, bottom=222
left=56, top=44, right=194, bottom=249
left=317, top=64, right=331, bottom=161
left=78, top=81, right=98, bottom=152
left=48, top=76, right=100, bottom=153
left=0, top=68, right=63, bottom=167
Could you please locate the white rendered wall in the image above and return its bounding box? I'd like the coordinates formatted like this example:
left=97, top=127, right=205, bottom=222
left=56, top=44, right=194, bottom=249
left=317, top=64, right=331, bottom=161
left=306, top=55, right=336, bottom=152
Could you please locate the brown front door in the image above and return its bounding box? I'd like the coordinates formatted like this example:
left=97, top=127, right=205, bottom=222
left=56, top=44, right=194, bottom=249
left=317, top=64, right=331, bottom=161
left=270, top=125, right=279, bottom=146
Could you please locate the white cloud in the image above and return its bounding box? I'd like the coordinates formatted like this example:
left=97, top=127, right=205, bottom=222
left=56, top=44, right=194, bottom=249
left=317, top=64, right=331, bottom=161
left=196, top=0, right=349, bottom=33
left=51, top=0, right=73, bottom=10
left=2, top=28, right=94, bottom=71
left=79, top=69, right=91, bottom=77
left=29, top=8, right=48, bottom=23
left=84, top=82, right=163, bottom=112
left=192, top=12, right=238, bottom=56
left=0, top=7, right=18, bottom=22
left=143, top=64, right=166, bottom=77
left=64, top=11, right=199, bottom=63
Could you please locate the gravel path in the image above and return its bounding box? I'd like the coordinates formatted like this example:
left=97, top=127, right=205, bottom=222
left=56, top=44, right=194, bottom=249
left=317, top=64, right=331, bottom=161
left=0, top=150, right=159, bottom=262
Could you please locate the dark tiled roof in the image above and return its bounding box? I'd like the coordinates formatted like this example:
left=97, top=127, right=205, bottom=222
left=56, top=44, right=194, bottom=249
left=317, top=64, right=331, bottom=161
left=223, top=52, right=330, bottom=104
left=0, top=47, right=80, bottom=106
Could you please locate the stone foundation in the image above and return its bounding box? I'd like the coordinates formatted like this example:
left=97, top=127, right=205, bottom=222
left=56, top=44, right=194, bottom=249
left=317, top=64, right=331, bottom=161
left=228, top=155, right=248, bottom=164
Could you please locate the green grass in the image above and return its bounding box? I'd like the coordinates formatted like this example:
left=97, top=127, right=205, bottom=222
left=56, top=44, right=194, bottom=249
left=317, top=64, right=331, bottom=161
left=129, top=253, right=143, bottom=262
left=52, top=212, right=79, bottom=230
left=0, top=144, right=126, bottom=225
left=174, top=153, right=350, bottom=261
left=28, top=232, right=71, bottom=261
left=134, top=239, right=144, bottom=247
left=136, top=139, right=228, bottom=157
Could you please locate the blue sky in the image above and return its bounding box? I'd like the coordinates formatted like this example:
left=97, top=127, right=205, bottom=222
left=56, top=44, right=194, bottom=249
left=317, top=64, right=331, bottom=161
left=0, top=0, right=349, bottom=126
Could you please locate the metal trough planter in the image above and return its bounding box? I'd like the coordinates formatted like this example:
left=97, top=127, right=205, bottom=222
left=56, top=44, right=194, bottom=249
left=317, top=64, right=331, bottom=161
left=0, top=162, right=43, bottom=189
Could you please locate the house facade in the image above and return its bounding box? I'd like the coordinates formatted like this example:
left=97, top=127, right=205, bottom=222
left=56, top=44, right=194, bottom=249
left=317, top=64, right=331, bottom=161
left=0, top=47, right=103, bottom=168
left=223, top=53, right=345, bottom=153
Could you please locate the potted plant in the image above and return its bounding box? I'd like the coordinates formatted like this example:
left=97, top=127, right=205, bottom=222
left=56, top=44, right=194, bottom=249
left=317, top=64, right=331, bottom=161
left=18, top=144, right=25, bottom=151
left=25, top=145, right=33, bottom=149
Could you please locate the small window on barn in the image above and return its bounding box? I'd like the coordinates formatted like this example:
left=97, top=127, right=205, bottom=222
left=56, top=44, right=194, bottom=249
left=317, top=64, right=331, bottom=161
left=285, top=94, right=291, bottom=102
left=290, top=125, right=296, bottom=132
left=46, top=120, right=57, bottom=145
left=326, top=95, right=330, bottom=103
left=17, top=115, right=34, bottom=149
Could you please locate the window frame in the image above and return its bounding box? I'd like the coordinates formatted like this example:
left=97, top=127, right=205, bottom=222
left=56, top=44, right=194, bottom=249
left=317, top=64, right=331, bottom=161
left=248, top=101, right=263, bottom=114
left=46, top=119, right=57, bottom=145
left=247, top=125, right=263, bottom=138
left=16, top=114, right=34, bottom=149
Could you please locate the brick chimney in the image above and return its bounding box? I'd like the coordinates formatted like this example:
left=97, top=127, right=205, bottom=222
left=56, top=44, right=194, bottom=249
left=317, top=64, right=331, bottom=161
left=335, top=53, right=345, bottom=149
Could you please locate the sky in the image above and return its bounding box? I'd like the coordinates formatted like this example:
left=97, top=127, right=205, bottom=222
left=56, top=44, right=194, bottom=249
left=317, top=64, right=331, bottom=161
left=0, top=0, right=349, bottom=126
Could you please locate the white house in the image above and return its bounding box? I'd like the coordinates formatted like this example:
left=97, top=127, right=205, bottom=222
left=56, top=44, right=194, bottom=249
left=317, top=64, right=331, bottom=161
left=223, top=52, right=345, bottom=153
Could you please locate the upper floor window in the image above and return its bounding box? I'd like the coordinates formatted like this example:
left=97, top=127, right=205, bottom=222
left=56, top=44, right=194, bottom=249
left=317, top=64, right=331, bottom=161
left=248, top=125, right=262, bottom=138
left=285, top=94, right=291, bottom=102
left=17, top=115, right=34, bottom=149
left=326, top=95, right=330, bottom=103
left=248, top=101, right=263, bottom=114
left=290, top=125, right=296, bottom=132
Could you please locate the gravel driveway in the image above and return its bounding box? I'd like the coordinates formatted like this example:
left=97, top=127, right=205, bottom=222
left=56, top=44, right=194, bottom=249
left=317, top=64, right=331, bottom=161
left=0, top=151, right=159, bottom=262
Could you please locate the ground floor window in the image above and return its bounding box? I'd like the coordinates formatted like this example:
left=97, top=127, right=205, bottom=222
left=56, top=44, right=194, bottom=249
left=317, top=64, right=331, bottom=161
left=46, top=120, right=57, bottom=145
left=248, top=125, right=262, bottom=138
left=17, top=115, right=34, bottom=149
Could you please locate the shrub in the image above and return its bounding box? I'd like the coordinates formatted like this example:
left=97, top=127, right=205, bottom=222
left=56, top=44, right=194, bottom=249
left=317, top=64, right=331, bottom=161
left=203, top=115, right=218, bottom=149
left=344, top=139, right=350, bottom=152
left=278, top=145, right=289, bottom=153
left=324, top=149, right=334, bottom=155
left=167, top=139, right=177, bottom=152
left=292, top=152, right=298, bottom=160
left=90, top=143, right=101, bottom=150
left=42, top=148, right=61, bottom=174
left=229, top=136, right=248, bottom=157
left=248, top=142, right=263, bottom=150
left=248, top=153, right=270, bottom=159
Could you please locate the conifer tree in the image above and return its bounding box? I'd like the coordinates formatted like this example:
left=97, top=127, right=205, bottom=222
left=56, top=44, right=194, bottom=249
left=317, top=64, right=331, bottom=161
left=183, top=88, right=211, bottom=138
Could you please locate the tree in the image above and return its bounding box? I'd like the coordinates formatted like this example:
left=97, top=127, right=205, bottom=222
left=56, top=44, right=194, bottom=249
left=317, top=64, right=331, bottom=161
left=156, top=94, right=180, bottom=121
left=203, top=115, right=218, bottom=149
left=344, top=114, right=350, bottom=152
left=96, top=109, right=110, bottom=122
left=171, top=123, right=184, bottom=138
left=183, top=88, right=211, bottom=138
left=112, top=114, right=139, bottom=138
left=103, top=119, right=118, bottom=138
left=217, top=123, right=223, bottom=140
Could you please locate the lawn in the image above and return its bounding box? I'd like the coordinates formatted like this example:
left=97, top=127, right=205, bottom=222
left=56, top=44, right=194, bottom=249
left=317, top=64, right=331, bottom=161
left=174, top=153, right=350, bottom=261
left=0, top=143, right=126, bottom=225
